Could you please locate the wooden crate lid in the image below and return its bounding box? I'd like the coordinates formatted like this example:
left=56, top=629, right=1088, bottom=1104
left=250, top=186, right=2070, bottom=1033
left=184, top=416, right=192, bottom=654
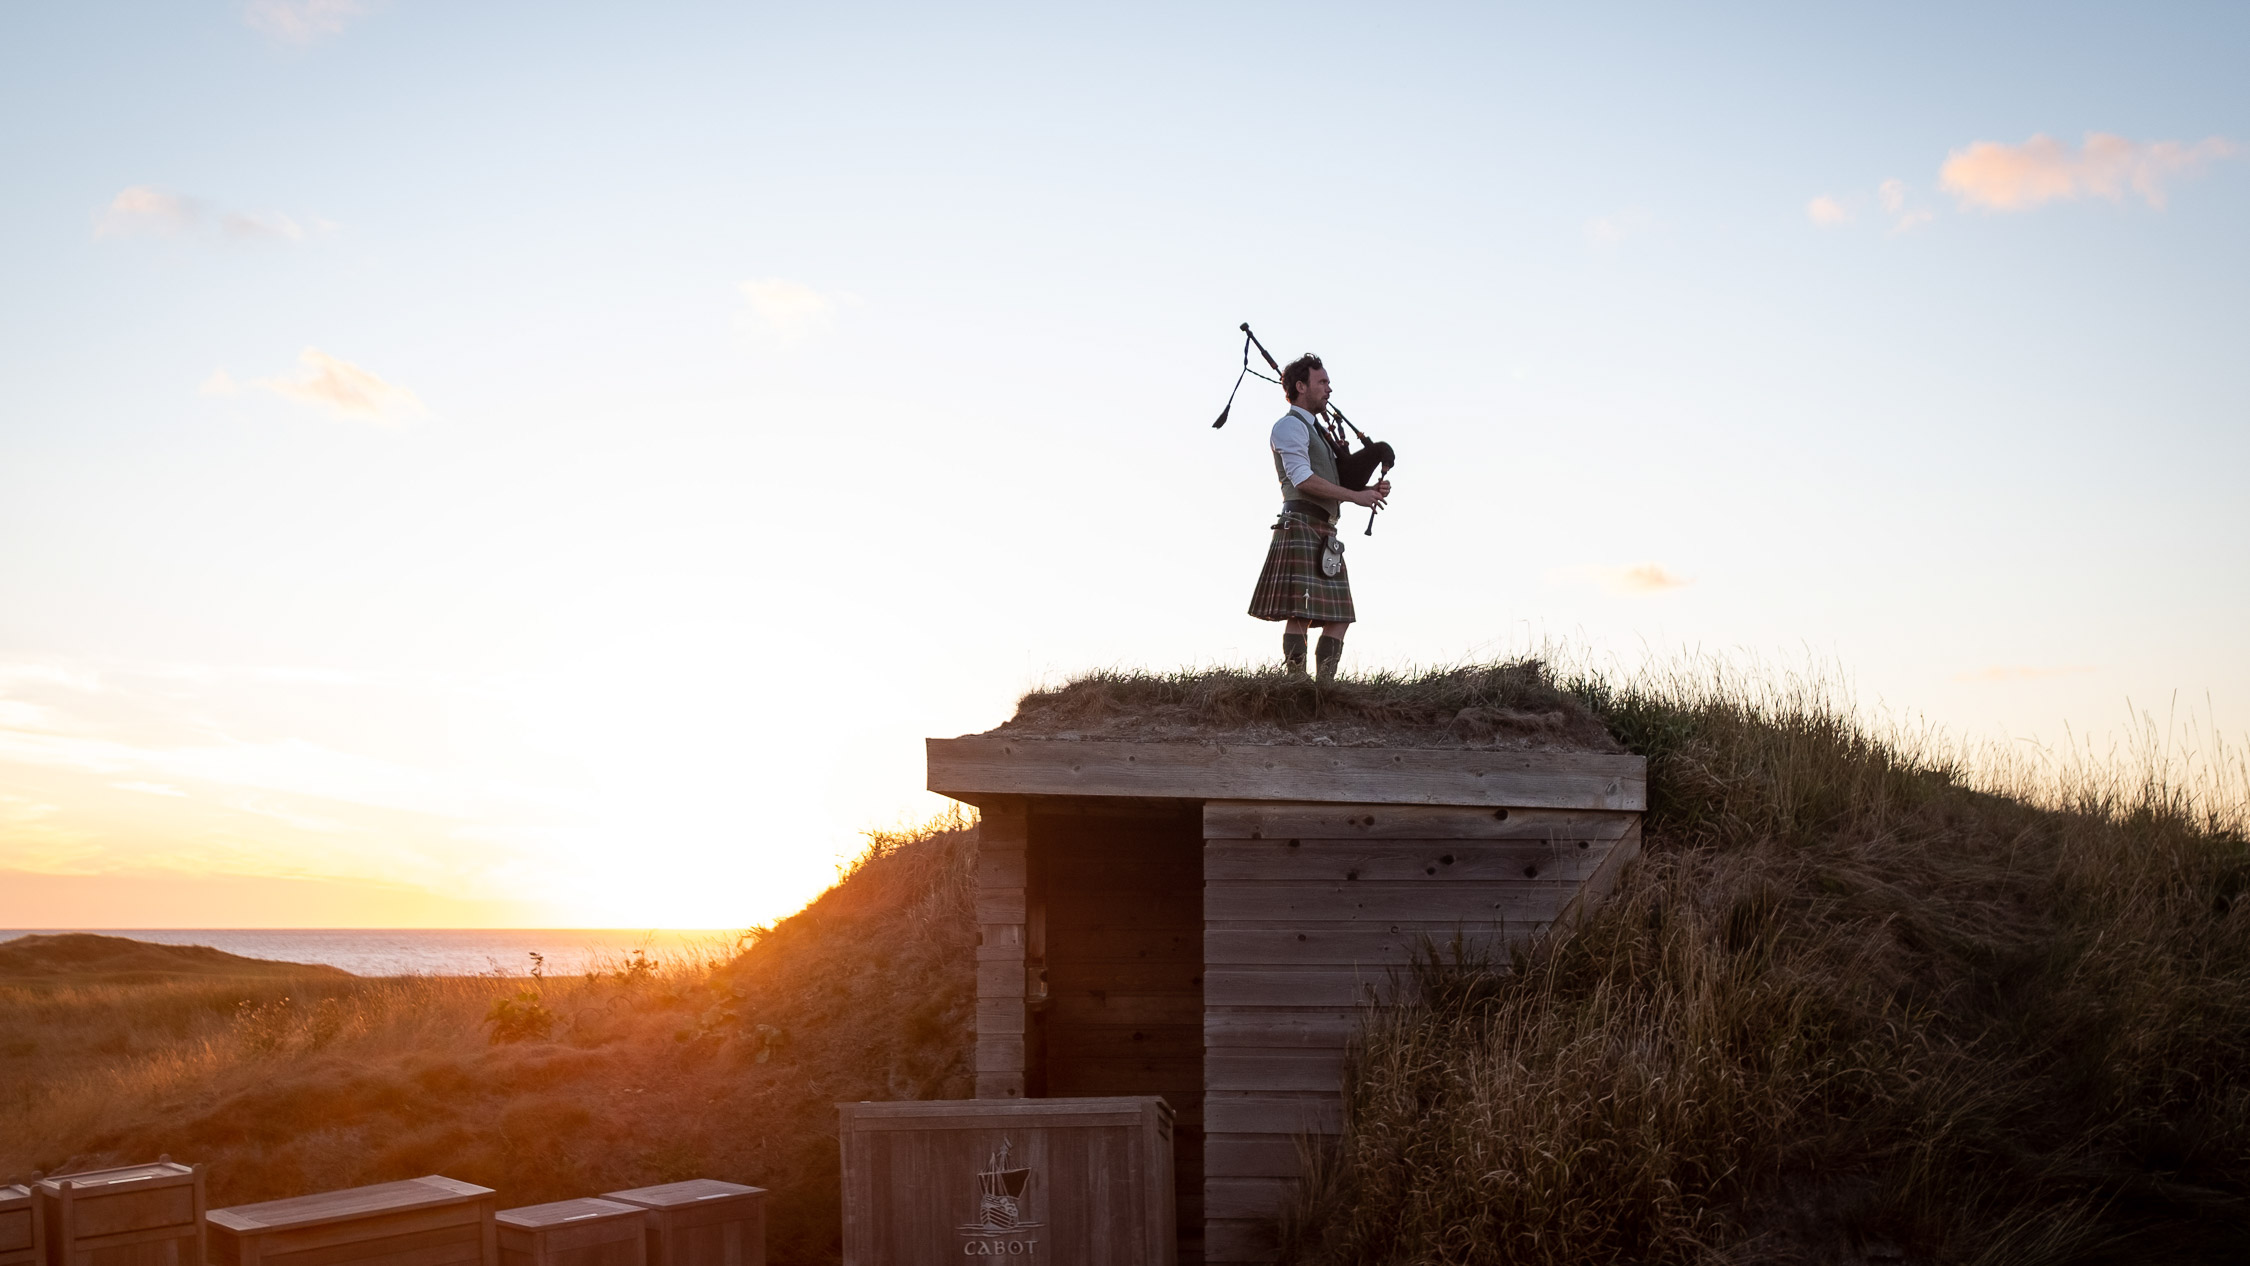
left=207, top=1176, right=492, bottom=1233
left=598, top=1180, right=763, bottom=1210
left=496, top=1199, right=643, bottom=1230
left=34, top=1161, right=194, bottom=1192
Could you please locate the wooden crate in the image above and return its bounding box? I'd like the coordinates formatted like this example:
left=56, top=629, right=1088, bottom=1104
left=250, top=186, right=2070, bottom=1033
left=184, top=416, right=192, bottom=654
left=495, top=1200, right=643, bottom=1266
left=597, top=1182, right=763, bottom=1266
left=206, top=1176, right=496, bottom=1266
left=2, top=1184, right=41, bottom=1266
left=839, top=1097, right=1175, bottom=1266
left=33, top=1160, right=205, bottom=1266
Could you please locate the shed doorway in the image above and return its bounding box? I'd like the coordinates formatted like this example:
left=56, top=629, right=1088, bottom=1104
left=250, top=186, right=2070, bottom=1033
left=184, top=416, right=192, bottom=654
left=1026, top=802, right=1206, bottom=1260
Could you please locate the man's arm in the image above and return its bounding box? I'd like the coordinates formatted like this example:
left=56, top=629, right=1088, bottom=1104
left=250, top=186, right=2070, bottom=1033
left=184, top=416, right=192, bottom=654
left=1297, top=473, right=1389, bottom=509
left=1274, top=412, right=1390, bottom=509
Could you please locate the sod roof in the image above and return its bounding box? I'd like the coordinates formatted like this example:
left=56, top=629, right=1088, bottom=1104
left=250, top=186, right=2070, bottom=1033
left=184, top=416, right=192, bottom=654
left=991, top=660, right=1622, bottom=753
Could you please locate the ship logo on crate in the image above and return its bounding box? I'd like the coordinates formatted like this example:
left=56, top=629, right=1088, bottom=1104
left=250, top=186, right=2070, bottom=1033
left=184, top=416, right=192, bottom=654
left=956, top=1137, right=1043, bottom=1247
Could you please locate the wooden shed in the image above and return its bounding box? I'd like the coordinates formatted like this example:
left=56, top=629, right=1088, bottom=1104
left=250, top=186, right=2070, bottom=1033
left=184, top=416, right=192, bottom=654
left=927, top=734, right=1648, bottom=1266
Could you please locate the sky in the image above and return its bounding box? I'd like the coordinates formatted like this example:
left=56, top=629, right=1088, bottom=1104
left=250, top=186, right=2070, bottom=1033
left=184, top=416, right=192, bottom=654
left=2, top=2, right=2245, bottom=929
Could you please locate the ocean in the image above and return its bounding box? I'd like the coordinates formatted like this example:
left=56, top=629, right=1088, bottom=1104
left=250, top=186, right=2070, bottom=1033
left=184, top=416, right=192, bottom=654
left=0, top=928, right=745, bottom=977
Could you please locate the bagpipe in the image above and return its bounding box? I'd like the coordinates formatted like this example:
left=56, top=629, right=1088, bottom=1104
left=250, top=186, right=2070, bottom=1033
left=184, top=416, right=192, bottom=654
left=1212, top=322, right=1397, bottom=535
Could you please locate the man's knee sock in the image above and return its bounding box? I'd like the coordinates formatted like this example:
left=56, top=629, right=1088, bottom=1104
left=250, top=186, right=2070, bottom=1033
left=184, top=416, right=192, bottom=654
left=1282, top=632, right=1308, bottom=674
left=1315, top=635, right=1345, bottom=683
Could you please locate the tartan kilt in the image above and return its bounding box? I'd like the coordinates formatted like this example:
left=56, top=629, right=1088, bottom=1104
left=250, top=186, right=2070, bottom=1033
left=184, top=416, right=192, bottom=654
left=1247, top=507, right=1356, bottom=624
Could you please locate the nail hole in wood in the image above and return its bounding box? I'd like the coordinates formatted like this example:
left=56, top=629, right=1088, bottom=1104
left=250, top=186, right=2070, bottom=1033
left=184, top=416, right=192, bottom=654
left=1523, top=865, right=1539, bottom=878
left=1494, top=808, right=1510, bottom=820
left=1578, top=839, right=1591, bottom=849
left=1440, top=854, right=1455, bottom=865
left=1288, top=839, right=1300, bottom=848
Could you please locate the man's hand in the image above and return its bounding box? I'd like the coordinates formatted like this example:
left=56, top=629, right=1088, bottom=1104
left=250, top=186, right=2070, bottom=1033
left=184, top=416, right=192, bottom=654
left=1297, top=474, right=1391, bottom=510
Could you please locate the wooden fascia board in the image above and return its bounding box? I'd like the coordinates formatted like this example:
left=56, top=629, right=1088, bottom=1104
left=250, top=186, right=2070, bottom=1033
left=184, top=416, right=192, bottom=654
left=927, top=736, right=1646, bottom=811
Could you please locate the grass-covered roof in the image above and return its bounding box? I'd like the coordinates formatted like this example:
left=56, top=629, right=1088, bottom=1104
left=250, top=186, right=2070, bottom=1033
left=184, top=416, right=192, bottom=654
left=995, top=660, right=1623, bottom=752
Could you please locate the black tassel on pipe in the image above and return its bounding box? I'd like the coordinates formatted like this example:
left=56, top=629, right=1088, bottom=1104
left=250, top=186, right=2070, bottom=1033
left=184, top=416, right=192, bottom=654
left=1212, top=327, right=1258, bottom=428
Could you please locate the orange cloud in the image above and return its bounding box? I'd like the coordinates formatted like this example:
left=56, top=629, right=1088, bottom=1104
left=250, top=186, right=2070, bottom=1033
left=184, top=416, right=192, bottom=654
left=96, top=186, right=201, bottom=238
left=1940, top=132, right=2237, bottom=210
left=1614, top=564, right=1691, bottom=593
left=256, top=348, right=426, bottom=421
left=97, top=186, right=321, bottom=245
left=1806, top=196, right=1851, bottom=226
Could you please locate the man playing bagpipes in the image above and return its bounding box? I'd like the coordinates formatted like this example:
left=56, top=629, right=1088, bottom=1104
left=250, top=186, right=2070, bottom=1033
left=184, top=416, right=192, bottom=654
left=1246, top=353, right=1391, bottom=680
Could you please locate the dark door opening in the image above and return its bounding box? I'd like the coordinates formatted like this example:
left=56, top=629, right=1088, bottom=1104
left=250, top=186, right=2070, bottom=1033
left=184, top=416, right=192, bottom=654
left=1027, top=802, right=1205, bottom=1262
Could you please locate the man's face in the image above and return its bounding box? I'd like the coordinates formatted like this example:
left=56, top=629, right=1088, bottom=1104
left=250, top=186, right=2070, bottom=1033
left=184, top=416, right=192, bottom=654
left=1296, top=367, right=1332, bottom=412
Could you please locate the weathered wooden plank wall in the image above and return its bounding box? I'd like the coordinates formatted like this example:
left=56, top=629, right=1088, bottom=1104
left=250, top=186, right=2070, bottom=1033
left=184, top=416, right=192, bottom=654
left=974, top=801, right=1029, bottom=1100
left=1031, top=808, right=1206, bottom=1265
left=1199, top=802, right=1643, bottom=1265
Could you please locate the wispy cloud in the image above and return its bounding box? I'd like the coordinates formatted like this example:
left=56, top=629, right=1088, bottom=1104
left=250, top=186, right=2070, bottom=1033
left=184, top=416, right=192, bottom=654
left=200, top=369, right=239, bottom=397
left=96, top=186, right=202, bottom=238
left=1956, top=664, right=2099, bottom=682
left=1806, top=195, right=1852, bottom=227
left=95, top=185, right=324, bottom=244
left=0, top=792, right=96, bottom=870
left=1611, top=563, right=1692, bottom=593
left=1940, top=132, right=2238, bottom=211
left=222, top=210, right=306, bottom=241
left=1552, top=563, right=1695, bottom=595
left=1878, top=179, right=1934, bottom=233
left=1584, top=208, right=1655, bottom=246
left=255, top=348, right=427, bottom=422
left=242, top=0, right=367, bottom=45
left=737, top=278, right=855, bottom=342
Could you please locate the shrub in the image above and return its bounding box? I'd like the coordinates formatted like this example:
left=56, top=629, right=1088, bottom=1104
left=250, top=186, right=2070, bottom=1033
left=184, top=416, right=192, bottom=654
left=485, top=989, right=555, bottom=1045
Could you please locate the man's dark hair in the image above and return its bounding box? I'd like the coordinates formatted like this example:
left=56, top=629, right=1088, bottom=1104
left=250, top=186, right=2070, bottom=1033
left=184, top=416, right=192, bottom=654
left=1281, top=353, right=1324, bottom=404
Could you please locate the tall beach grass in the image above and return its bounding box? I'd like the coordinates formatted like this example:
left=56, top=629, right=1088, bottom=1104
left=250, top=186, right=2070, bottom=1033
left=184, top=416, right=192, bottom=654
left=1, top=817, right=976, bottom=1265
left=1276, top=659, right=2250, bottom=1265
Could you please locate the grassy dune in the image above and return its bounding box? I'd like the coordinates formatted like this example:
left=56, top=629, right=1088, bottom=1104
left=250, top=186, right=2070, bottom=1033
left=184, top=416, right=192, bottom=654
left=0, top=820, right=973, bottom=1265
left=1278, top=666, right=2250, bottom=1265
left=7, top=661, right=2248, bottom=1264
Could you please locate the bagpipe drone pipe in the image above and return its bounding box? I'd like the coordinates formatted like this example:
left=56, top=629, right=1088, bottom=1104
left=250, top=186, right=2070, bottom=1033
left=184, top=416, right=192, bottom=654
left=1212, top=322, right=1397, bottom=534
